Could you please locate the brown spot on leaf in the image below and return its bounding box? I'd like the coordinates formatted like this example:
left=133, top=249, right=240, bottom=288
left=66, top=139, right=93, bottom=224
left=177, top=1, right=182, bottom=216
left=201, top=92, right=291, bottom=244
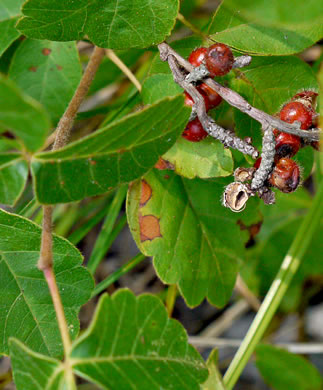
left=237, top=220, right=263, bottom=248
left=89, top=159, right=97, bottom=165
left=139, top=215, right=162, bottom=242
left=154, top=157, right=174, bottom=170
left=140, top=180, right=152, bottom=207
left=29, top=66, right=37, bottom=72
left=164, top=174, right=170, bottom=180
left=117, top=148, right=126, bottom=154
left=42, top=48, right=52, bottom=56
left=56, top=64, right=63, bottom=71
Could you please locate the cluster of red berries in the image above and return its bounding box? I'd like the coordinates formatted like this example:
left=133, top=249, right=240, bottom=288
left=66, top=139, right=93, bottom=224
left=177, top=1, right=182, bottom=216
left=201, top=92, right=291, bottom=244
left=182, top=43, right=234, bottom=142
left=255, top=91, right=318, bottom=193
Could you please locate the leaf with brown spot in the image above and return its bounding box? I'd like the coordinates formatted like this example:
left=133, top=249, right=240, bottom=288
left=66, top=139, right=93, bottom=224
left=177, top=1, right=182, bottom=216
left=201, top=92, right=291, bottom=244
left=154, top=157, right=174, bottom=170
left=41, top=47, right=51, bottom=55
left=140, top=180, right=152, bottom=206
left=9, top=39, right=81, bottom=122
left=127, top=170, right=261, bottom=307
left=32, top=96, right=190, bottom=204
left=139, top=215, right=162, bottom=242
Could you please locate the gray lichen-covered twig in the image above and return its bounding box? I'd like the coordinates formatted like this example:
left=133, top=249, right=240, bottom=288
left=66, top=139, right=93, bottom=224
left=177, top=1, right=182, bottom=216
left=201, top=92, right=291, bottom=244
left=159, top=42, right=320, bottom=212
left=158, top=42, right=321, bottom=142
left=251, top=124, right=276, bottom=190
left=166, top=53, right=259, bottom=158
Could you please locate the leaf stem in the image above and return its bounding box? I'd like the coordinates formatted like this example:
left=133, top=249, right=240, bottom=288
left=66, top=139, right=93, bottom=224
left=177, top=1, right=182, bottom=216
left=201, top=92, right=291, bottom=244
left=43, top=267, right=76, bottom=389
left=105, top=49, right=142, bottom=92
left=38, top=45, right=105, bottom=376
left=91, top=253, right=146, bottom=298
left=53, top=46, right=106, bottom=149
left=223, top=180, right=323, bottom=390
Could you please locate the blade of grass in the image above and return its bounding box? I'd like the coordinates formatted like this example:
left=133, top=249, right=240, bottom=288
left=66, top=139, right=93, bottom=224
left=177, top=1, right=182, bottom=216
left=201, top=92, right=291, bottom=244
left=54, top=204, right=79, bottom=237
left=91, top=253, right=146, bottom=298
left=68, top=198, right=113, bottom=245
left=223, top=180, right=323, bottom=390
left=87, top=185, right=127, bottom=274
left=16, top=198, right=39, bottom=218
left=166, top=285, right=177, bottom=317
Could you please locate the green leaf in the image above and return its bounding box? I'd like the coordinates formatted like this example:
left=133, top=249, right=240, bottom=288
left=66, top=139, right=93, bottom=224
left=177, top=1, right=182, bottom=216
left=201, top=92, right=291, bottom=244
left=71, top=290, right=208, bottom=389
left=163, top=137, right=233, bottom=179
left=9, top=339, right=66, bottom=390
left=31, top=96, right=191, bottom=204
left=0, top=0, right=24, bottom=20
left=0, top=0, right=23, bottom=56
left=17, top=0, right=179, bottom=49
left=0, top=75, right=51, bottom=152
left=127, top=170, right=260, bottom=307
left=202, top=350, right=225, bottom=390
left=142, top=74, right=183, bottom=105
left=229, top=56, right=318, bottom=149
left=256, top=345, right=322, bottom=390
left=0, top=153, right=28, bottom=206
left=0, top=136, right=22, bottom=152
left=9, top=39, right=82, bottom=122
left=0, top=17, right=20, bottom=57
left=208, top=0, right=323, bottom=55
left=0, top=208, right=94, bottom=357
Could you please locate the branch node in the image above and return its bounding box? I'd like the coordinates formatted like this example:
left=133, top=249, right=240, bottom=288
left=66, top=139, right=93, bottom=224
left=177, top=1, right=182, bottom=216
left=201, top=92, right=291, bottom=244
left=185, top=64, right=210, bottom=83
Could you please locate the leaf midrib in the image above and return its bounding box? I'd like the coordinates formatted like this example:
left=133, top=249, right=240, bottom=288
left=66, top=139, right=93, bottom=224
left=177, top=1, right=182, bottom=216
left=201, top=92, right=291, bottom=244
left=71, top=355, right=205, bottom=367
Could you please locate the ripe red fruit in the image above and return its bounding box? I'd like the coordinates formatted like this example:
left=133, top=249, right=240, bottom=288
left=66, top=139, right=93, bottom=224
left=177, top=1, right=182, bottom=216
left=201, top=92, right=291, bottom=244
left=280, top=101, right=314, bottom=130
left=182, top=118, right=208, bottom=142
left=254, top=157, right=262, bottom=169
left=184, top=91, right=210, bottom=112
left=205, top=43, right=234, bottom=77
left=197, top=83, right=222, bottom=109
left=269, top=158, right=300, bottom=193
left=275, top=132, right=301, bottom=158
left=188, top=47, right=208, bottom=67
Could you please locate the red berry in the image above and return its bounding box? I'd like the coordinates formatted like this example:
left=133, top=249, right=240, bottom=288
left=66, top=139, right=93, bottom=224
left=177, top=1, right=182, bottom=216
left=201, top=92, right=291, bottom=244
left=275, top=132, right=301, bottom=158
left=280, top=101, right=314, bottom=130
left=254, top=157, right=262, bottom=169
left=184, top=91, right=210, bottom=112
left=205, top=43, right=234, bottom=77
left=269, top=158, right=300, bottom=193
left=182, top=118, right=208, bottom=142
left=197, top=83, right=222, bottom=109
left=188, top=47, right=208, bottom=67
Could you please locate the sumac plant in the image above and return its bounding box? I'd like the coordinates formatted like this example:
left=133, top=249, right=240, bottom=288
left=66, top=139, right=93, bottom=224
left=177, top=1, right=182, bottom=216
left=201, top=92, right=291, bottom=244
left=0, top=0, right=322, bottom=389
